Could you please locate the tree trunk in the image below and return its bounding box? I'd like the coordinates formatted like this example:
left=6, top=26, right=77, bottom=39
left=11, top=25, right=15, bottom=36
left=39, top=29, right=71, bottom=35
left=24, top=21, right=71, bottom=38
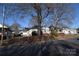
left=0, top=6, right=5, bottom=45
left=37, top=12, right=42, bottom=36
left=35, top=4, right=42, bottom=36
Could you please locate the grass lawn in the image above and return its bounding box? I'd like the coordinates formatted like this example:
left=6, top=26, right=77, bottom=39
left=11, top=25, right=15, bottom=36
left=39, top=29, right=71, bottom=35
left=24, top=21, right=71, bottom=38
left=55, top=34, right=79, bottom=40
left=0, top=34, right=79, bottom=46
left=63, top=34, right=79, bottom=38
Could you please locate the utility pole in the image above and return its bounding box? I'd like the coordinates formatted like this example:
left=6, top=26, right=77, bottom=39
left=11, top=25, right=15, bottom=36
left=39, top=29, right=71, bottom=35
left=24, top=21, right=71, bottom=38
left=0, top=5, right=5, bottom=45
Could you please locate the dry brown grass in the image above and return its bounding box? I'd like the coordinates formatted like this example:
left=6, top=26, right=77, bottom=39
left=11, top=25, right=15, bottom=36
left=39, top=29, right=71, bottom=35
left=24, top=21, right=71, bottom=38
left=2, top=34, right=79, bottom=46
left=6, top=35, right=52, bottom=45
left=55, top=34, right=79, bottom=40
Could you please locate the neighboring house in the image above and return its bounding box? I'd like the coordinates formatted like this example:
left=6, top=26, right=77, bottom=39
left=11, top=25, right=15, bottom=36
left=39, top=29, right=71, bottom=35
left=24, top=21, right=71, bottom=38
left=21, top=27, right=51, bottom=37
left=42, top=27, right=51, bottom=35
left=58, top=28, right=77, bottom=34
left=0, top=24, right=8, bottom=28
left=20, top=27, right=78, bottom=37
left=21, top=28, right=38, bottom=37
left=0, top=24, right=9, bottom=39
left=0, top=24, right=8, bottom=33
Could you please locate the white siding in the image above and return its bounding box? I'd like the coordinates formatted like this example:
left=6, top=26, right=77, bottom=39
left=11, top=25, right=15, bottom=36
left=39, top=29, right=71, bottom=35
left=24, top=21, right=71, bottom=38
left=0, top=24, right=8, bottom=28
left=58, top=28, right=77, bottom=34
left=42, top=27, right=51, bottom=34
left=21, top=29, right=38, bottom=37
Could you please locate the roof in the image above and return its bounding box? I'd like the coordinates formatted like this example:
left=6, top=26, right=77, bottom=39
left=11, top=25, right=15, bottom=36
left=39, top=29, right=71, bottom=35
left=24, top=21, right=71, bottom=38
left=0, top=24, right=8, bottom=28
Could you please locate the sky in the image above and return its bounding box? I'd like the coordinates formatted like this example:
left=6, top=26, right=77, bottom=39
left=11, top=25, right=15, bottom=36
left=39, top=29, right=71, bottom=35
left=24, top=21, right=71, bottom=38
left=0, top=3, right=79, bottom=29
left=70, top=3, right=79, bottom=28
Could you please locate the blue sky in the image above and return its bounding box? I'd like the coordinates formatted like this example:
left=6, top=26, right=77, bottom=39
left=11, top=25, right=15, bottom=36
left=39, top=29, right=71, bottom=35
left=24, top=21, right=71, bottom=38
left=0, top=3, right=79, bottom=29
left=70, top=4, right=79, bottom=28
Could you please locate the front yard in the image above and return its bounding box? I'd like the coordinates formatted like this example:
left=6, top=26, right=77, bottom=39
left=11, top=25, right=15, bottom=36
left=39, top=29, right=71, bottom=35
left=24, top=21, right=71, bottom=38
left=56, top=34, right=79, bottom=40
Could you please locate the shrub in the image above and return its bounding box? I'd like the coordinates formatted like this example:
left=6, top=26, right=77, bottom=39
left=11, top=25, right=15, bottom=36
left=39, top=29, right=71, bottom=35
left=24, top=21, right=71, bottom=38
left=51, top=30, right=58, bottom=39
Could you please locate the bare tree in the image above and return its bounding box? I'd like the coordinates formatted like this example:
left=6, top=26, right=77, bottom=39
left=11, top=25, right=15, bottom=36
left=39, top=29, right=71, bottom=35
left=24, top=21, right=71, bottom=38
left=0, top=4, right=74, bottom=42
left=49, top=4, right=74, bottom=31
left=14, top=3, right=51, bottom=36
left=0, top=5, right=12, bottom=45
left=13, top=3, right=74, bottom=36
left=29, top=3, right=52, bottom=36
left=0, top=4, right=22, bottom=45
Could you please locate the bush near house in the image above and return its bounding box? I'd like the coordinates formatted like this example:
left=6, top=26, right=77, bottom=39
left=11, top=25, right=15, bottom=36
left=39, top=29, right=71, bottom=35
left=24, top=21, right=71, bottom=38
left=51, top=30, right=58, bottom=39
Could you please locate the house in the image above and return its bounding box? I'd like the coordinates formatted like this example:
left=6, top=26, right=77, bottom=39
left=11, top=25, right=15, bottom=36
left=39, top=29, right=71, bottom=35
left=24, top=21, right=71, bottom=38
left=58, top=28, right=77, bottom=34
left=0, top=24, right=8, bottom=33
left=20, top=26, right=78, bottom=37
left=0, top=24, right=8, bottom=28
left=0, top=24, right=9, bottom=39
left=21, top=27, right=38, bottom=37
left=49, top=26, right=77, bottom=34
left=21, top=27, right=51, bottom=37
left=42, top=27, right=51, bottom=35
